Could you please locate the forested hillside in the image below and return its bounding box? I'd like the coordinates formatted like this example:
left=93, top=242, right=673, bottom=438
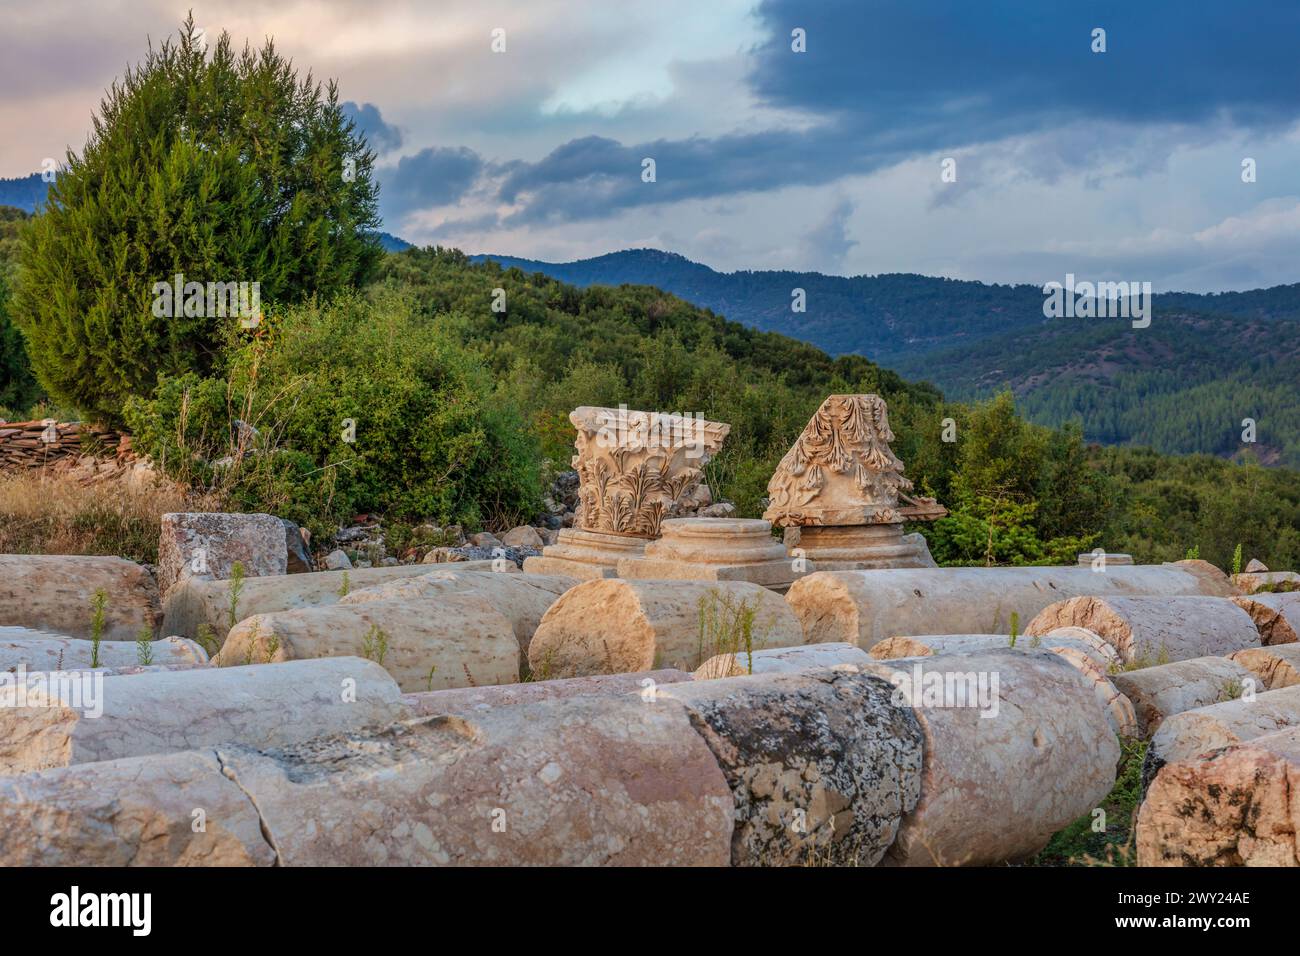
left=889, top=311, right=1300, bottom=466
left=474, top=249, right=1300, bottom=464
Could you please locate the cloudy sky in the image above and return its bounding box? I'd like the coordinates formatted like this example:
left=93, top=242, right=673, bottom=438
left=4, top=0, right=1300, bottom=290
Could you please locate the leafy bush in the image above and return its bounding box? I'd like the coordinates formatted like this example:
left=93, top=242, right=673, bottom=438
left=124, top=292, right=541, bottom=539
left=12, top=17, right=381, bottom=423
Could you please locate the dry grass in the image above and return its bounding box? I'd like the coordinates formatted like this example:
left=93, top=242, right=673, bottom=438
left=0, top=467, right=220, bottom=563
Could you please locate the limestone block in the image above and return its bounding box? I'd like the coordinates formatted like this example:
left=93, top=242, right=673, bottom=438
left=870, top=629, right=1120, bottom=669
left=869, top=634, right=1010, bottom=659
left=1078, top=551, right=1134, bottom=566
left=0, top=657, right=406, bottom=774
left=1137, top=727, right=1300, bottom=866
left=157, top=512, right=288, bottom=594
left=403, top=669, right=694, bottom=717
left=0, top=554, right=161, bottom=641
left=0, top=749, right=274, bottom=866
left=215, top=595, right=519, bottom=692
left=694, top=642, right=871, bottom=679
left=1231, top=570, right=1300, bottom=594
left=618, top=517, right=813, bottom=590
left=1144, top=685, right=1300, bottom=787
left=522, top=527, right=646, bottom=580
left=1110, top=657, right=1258, bottom=736
left=527, top=579, right=803, bottom=678
left=500, top=526, right=544, bottom=550
left=219, top=696, right=734, bottom=865
left=1037, top=626, right=1124, bottom=668
left=786, top=563, right=1236, bottom=650
left=788, top=525, right=937, bottom=571
left=868, top=633, right=1134, bottom=736
left=161, top=563, right=438, bottom=646
left=1026, top=596, right=1260, bottom=664
left=862, top=649, right=1120, bottom=865
left=1230, top=592, right=1300, bottom=645
left=0, top=634, right=208, bottom=672
left=658, top=668, right=925, bottom=866
left=342, top=570, right=575, bottom=659
left=1228, top=644, right=1300, bottom=690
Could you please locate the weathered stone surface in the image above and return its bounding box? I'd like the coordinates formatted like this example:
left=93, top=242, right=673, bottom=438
left=403, top=669, right=693, bottom=717
left=1231, top=570, right=1300, bottom=594
left=341, top=570, right=575, bottom=660
left=694, top=642, right=871, bottom=679
left=282, top=518, right=312, bottom=573
left=1143, top=685, right=1300, bottom=788
left=522, top=527, right=647, bottom=579
left=219, top=695, right=734, bottom=865
left=867, top=631, right=1134, bottom=736
left=869, top=634, right=1010, bottom=659
left=0, top=554, right=161, bottom=641
left=1077, top=551, right=1134, bottom=566
left=0, top=657, right=406, bottom=774
left=215, top=595, right=519, bottom=692
left=658, top=668, right=925, bottom=866
left=161, top=563, right=438, bottom=646
left=1246, top=558, right=1269, bottom=573
left=786, top=563, right=1237, bottom=650
left=1037, top=626, right=1124, bottom=668
left=1111, top=657, right=1258, bottom=737
left=1026, top=595, right=1260, bottom=664
left=1230, top=592, right=1300, bottom=645
left=528, top=579, right=803, bottom=678
left=157, top=512, right=288, bottom=594
left=618, top=517, right=814, bottom=590
left=786, top=525, right=937, bottom=571
left=0, top=633, right=207, bottom=671
left=324, top=549, right=352, bottom=571
left=1229, top=644, right=1300, bottom=690
left=862, top=649, right=1121, bottom=866
left=870, top=628, right=1121, bottom=669
left=500, top=526, right=544, bottom=550
left=1137, top=727, right=1300, bottom=866
left=0, top=749, right=274, bottom=866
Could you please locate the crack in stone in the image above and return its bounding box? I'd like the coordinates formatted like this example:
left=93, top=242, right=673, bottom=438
left=214, top=748, right=283, bottom=866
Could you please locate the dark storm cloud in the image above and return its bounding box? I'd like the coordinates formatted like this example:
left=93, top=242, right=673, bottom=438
left=433, top=0, right=1300, bottom=228
left=342, top=101, right=404, bottom=153
left=378, top=145, right=485, bottom=223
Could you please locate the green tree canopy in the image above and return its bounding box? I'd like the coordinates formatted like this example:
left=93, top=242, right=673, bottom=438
left=12, top=15, right=381, bottom=423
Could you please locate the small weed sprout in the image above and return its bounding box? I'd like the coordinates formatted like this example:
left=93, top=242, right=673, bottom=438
left=135, top=626, right=154, bottom=666
left=196, top=623, right=219, bottom=659
left=263, top=633, right=281, bottom=664
left=89, top=588, right=108, bottom=668
left=695, top=588, right=759, bottom=675
left=1008, top=612, right=1020, bottom=648
left=227, top=560, right=245, bottom=630
left=426, top=664, right=437, bottom=690
left=361, top=624, right=389, bottom=665
left=241, top=620, right=261, bottom=666
left=337, top=571, right=351, bottom=598
left=1232, top=543, right=1243, bottom=576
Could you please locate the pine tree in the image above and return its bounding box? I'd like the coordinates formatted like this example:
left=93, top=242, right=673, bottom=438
left=12, top=15, right=382, bottom=423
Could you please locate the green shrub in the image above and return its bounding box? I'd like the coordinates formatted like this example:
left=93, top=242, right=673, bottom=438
left=124, top=292, right=542, bottom=538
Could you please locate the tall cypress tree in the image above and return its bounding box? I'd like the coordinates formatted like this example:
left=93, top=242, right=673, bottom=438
left=13, top=15, right=382, bottom=423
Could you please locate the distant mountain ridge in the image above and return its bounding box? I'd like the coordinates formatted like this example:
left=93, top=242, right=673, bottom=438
left=471, top=249, right=1300, bottom=361
left=470, top=248, right=1300, bottom=465
left=0, top=174, right=49, bottom=213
